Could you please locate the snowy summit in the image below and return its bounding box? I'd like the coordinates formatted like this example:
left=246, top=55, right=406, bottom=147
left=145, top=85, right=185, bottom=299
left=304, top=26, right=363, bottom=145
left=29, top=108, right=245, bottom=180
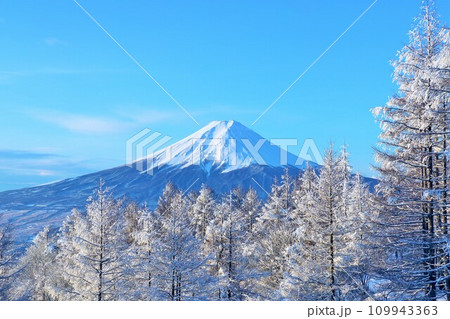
left=135, top=120, right=305, bottom=174
left=0, top=120, right=316, bottom=245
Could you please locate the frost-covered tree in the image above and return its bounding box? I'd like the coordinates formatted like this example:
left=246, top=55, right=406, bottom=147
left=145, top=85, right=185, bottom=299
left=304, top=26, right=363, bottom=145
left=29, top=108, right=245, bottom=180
left=122, top=201, right=146, bottom=245
left=292, top=164, right=318, bottom=221
left=254, top=170, right=297, bottom=298
left=55, top=182, right=130, bottom=300
left=223, top=191, right=257, bottom=299
left=13, top=227, right=57, bottom=300
left=372, top=0, right=450, bottom=300
left=309, top=146, right=343, bottom=300
left=434, top=22, right=450, bottom=301
left=0, top=225, right=15, bottom=300
left=122, top=203, right=155, bottom=300
left=281, top=145, right=364, bottom=300
left=280, top=164, right=319, bottom=300
left=341, top=173, right=374, bottom=300
left=150, top=183, right=212, bottom=300
left=258, top=169, right=295, bottom=225
left=241, top=188, right=261, bottom=234
left=189, top=184, right=216, bottom=239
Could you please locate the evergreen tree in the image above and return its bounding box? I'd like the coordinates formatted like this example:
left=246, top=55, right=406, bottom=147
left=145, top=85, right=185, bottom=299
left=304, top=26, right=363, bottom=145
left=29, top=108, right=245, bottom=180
left=190, top=184, right=216, bottom=239
left=0, top=225, right=15, bottom=300
left=281, top=145, right=361, bottom=300
left=217, top=191, right=257, bottom=300
left=123, top=203, right=155, bottom=300
left=344, top=173, right=374, bottom=300
left=372, top=0, right=450, bottom=300
left=55, top=182, right=130, bottom=300
left=314, top=145, right=343, bottom=300
left=280, top=164, right=319, bottom=300
left=254, top=171, right=297, bottom=298
left=241, top=188, right=261, bottom=234
left=150, top=183, right=212, bottom=300
left=13, top=227, right=57, bottom=300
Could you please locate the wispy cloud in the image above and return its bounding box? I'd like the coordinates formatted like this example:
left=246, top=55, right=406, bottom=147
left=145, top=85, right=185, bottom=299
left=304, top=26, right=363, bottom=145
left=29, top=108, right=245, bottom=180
left=26, top=107, right=179, bottom=134
left=0, top=149, right=68, bottom=177
left=32, top=111, right=130, bottom=134
left=0, top=148, right=105, bottom=181
left=115, top=108, right=176, bottom=124
left=0, top=150, right=65, bottom=160
left=42, top=37, right=68, bottom=46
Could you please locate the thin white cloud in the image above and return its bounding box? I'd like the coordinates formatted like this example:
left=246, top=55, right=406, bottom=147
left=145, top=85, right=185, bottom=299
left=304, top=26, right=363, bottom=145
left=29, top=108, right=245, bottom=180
left=34, top=111, right=130, bottom=134
left=115, top=108, right=176, bottom=124
left=27, top=108, right=178, bottom=134
left=42, top=37, right=68, bottom=46
left=0, top=150, right=69, bottom=177
left=38, top=170, right=55, bottom=176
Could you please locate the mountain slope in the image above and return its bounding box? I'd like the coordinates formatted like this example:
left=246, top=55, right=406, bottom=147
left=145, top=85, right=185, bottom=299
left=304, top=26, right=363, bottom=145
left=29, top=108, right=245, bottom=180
left=135, top=120, right=304, bottom=173
left=0, top=120, right=315, bottom=243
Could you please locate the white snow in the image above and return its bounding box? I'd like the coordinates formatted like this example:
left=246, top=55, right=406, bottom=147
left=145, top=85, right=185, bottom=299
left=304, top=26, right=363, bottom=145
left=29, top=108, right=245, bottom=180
left=135, top=120, right=306, bottom=174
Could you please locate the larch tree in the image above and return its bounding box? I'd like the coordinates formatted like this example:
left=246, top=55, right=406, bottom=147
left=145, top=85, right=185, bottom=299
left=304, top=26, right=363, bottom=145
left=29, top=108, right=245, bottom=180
left=315, top=145, right=344, bottom=300
left=254, top=171, right=297, bottom=299
left=214, top=190, right=257, bottom=300
left=241, top=188, right=261, bottom=234
left=55, top=182, right=130, bottom=300
left=286, top=145, right=354, bottom=300
left=190, top=184, right=216, bottom=239
left=372, top=0, right=450, bottom=300
left=13, top=227, right=57, bottom=300
left=342, top=173, right=374, bottom=300
left=280, top=164, right=319, bottom=300
left=122, top=203, right=155, bottom=300
left=0, top=225, right=15, bottom=300
left=150, top=183, right=212, bottom=301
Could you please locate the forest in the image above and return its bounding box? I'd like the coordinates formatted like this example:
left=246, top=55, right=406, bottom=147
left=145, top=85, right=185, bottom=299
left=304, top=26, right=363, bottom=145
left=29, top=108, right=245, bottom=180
left=0, top=1, right=449, bottom=301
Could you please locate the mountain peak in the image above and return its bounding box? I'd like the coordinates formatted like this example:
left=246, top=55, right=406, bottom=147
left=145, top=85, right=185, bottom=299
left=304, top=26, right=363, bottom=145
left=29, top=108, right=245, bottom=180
left=140, top=120, right=307, bottom=174
left=206, top=120, right=237, bottom=127
left=191, top=120, right=247, bottom=139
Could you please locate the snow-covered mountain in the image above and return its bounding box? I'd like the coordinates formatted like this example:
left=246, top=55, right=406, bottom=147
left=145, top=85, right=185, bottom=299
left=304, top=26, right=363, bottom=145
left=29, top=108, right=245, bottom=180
left=0, top=120, right=314, bottom=243
left=136, top=120, right=304, bottom=173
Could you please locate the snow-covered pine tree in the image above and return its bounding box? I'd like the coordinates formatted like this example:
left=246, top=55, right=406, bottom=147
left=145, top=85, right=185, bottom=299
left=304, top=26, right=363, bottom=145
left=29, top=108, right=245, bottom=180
left=257, top=176, right=282, bottom=224
left=339, top=145, right=352, bottom=219
left=342, top=173, right=374, bottom=300
left=223, top=190, right=257, bottom=300
left=55, top=182, right=130, bottom=300
left=258, top=169, right=295, bottom=225
left=280, top=164, right=319, bottom=300
left=241, top=187, right=261, bottom=234
left=203, top=196, right=227, bottom=299
left=0, top=225, right=15, bottom=300
left=314, top=145, right=347, bottom=300
left=254, top=170, right=297, bottom=298
left=13, top=227, right=58, bottom=300
left=281, top=145, right=355, bottom=300
left=122, top=201, right=145, bottom=245
left=332, top=146, right=371, bottom=300
left=434, top=22, right=450, bottom=299
left=155, top=182, right=178, bottom=217
left=372, top=0, right=450, bottom=300
left=122, top=202, right=156, bottom=300
left=190, top=184, right=216, bottom=239
left=150, top=183, right=212, bottom=300
left=292, top=163, right=318, bottom=221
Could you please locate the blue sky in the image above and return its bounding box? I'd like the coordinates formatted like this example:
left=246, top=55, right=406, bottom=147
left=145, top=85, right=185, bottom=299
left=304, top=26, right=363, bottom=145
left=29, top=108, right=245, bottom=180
left=0, top=0, right=449, bottom=190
